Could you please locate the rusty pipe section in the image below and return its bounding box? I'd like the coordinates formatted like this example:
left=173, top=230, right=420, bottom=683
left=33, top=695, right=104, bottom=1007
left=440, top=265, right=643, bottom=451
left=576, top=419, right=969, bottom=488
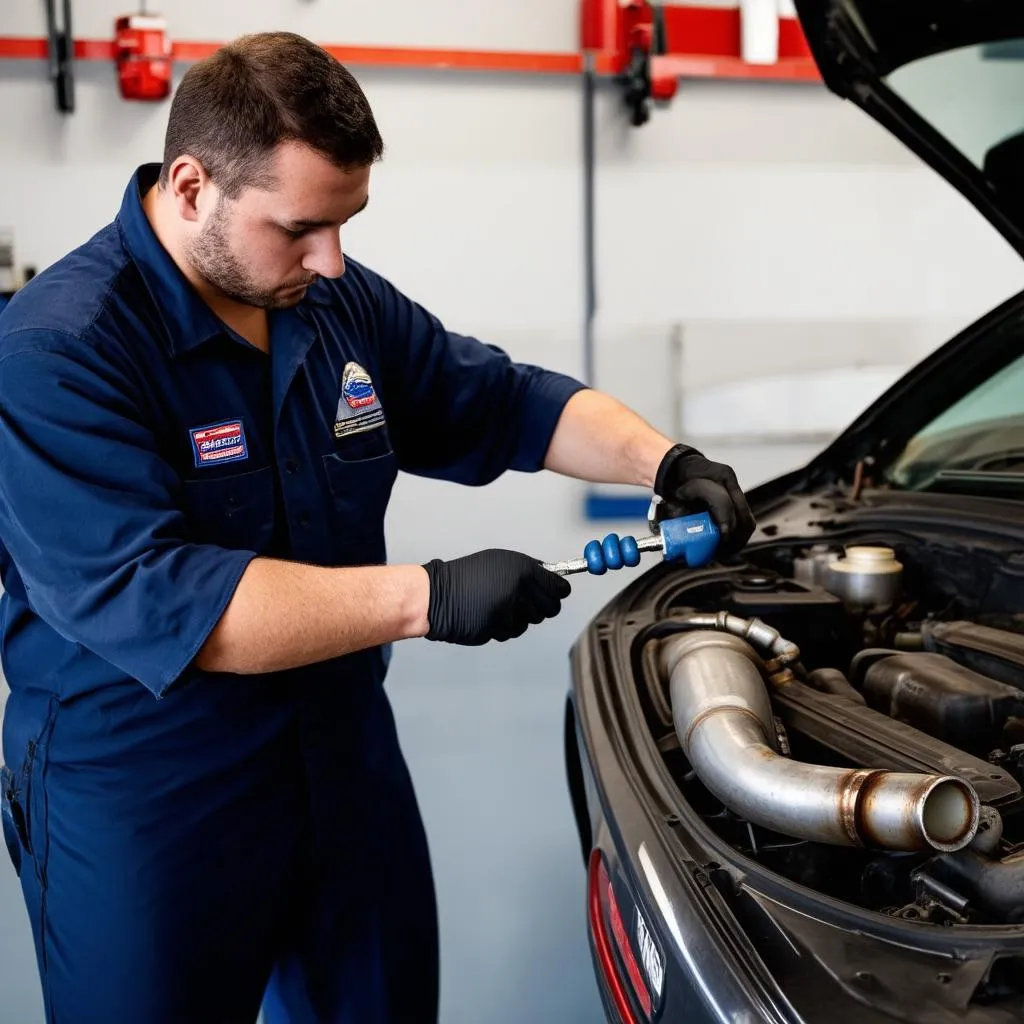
left=661, top=631, right=980, bottom=852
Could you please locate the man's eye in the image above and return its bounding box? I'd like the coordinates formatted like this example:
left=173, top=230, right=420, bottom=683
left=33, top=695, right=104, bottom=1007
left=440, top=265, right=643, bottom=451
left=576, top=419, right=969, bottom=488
left=282, top=226, right=309, bottom=239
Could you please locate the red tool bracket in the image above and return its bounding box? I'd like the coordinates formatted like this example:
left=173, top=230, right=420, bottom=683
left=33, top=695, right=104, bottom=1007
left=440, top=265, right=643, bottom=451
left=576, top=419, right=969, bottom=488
left=582, top=0, right=818, bottom=123
left=0, top=2, right=819, bottom=115
left=583, top=0, right=817, bottom=72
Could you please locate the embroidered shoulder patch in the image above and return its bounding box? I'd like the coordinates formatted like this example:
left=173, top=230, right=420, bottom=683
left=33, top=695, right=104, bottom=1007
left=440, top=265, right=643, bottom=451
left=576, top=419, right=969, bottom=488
left=335, top=362, right=386, bottom=439
left=190, top=420, right=249, bottom=467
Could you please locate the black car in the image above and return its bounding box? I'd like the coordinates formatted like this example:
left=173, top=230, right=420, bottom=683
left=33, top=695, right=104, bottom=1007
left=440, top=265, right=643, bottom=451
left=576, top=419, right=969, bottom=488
left=565, top=3, right=1024, bottom=1021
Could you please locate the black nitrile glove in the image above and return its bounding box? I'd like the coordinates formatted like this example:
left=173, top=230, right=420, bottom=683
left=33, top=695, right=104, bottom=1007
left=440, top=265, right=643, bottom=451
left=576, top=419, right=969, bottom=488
left=653, top=444, right=756, bottom=557
left=422, top=549, right=572, bottom=646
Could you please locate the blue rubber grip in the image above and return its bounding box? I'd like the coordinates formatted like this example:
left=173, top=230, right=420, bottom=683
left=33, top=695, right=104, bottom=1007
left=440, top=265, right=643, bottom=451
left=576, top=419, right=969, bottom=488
left=584, top=539, right=607, bottom=575
left=602, top=533, right=624, bottom=571
left=660, top=511, right=720, bottom=568
left=620, top=534, right=640, bottom=567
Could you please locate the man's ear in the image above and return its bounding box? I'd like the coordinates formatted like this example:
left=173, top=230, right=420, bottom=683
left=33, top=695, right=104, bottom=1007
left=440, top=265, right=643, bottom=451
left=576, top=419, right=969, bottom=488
left=166, top=156, right=211, bottom=224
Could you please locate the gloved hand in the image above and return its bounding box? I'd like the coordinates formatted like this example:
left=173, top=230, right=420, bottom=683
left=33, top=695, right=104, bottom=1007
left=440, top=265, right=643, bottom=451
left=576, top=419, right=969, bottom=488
left=653, top=444, right=756, bottom=557
left=422, top=549, right=572, bottom=646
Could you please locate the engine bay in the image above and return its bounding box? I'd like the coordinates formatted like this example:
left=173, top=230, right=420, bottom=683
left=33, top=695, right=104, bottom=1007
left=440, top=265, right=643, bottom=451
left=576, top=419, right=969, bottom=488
left=635, top=527, right=1024, bottom=933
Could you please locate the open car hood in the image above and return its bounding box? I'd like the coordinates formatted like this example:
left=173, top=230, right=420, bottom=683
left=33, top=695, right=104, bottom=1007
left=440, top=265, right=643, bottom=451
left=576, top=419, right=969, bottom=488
left=794, top=0, right=1024, bottom=257
left=740, top=2, right=1024, bottom=507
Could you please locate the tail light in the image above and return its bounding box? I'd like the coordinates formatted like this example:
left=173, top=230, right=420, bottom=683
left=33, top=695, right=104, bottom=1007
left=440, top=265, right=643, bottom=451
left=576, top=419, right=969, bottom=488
left=588, top=848, right=655, bottom=1021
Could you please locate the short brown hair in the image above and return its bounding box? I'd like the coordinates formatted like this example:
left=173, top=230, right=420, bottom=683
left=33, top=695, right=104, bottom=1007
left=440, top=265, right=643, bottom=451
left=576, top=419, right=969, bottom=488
left=159, top=32, right=384, bottom=197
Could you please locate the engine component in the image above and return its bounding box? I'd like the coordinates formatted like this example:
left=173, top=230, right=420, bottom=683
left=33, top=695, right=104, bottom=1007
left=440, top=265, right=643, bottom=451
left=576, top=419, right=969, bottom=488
left=990, top=744, right=1024, bottom=783
left=859, top=652, right=1024, bottom=754
left=922, top=620, right=1024, bottom=690
left=971, top=806, right=1005, bottom=855
left=665, top=570, right=859, bottom=672
left=793, top=544, right=843, bottom=588
left=805, top=667, right=866, bottom=704
left=658, top=611, right=801, bottom=670
left=770, top=676, right=1020, bottom=805
left=720, top=579, right=858, bottom=673
left=661, top=630, right=980, bottom=852
left=932, top=848, right=1024, bottom=923
left=827, top=546, right=903, bottom=612
left=890, top=871, right=972, bottom=924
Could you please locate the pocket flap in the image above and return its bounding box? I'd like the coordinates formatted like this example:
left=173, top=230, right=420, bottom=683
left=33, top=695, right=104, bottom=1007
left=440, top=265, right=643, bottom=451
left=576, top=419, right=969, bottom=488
left=181, top=466, right=276, bottom=552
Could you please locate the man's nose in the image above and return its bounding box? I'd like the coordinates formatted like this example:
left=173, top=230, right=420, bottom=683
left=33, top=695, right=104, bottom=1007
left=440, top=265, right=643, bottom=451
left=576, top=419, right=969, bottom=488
left=303, top=235, right=345, bottom=279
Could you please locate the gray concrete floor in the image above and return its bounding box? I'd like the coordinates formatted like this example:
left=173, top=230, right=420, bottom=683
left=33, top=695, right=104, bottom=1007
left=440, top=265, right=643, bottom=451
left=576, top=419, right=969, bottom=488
left=387, top=633, right=604, bottom=1024
left=0, top=836, right=39, bottom=1023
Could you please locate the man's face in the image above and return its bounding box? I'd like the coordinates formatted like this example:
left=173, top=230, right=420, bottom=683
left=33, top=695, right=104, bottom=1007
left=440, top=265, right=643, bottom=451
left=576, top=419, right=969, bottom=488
left=185, top=141, right=370, bottom=309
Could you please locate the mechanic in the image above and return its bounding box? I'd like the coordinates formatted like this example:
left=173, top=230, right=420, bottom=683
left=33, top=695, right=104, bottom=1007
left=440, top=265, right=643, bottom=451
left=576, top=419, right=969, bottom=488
left=0, top=31, right=754, bottom=1024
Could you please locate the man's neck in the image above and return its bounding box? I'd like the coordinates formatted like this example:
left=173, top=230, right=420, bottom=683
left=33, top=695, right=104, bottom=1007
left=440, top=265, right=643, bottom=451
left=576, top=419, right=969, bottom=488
left=142, top=184, right=269, bottom=353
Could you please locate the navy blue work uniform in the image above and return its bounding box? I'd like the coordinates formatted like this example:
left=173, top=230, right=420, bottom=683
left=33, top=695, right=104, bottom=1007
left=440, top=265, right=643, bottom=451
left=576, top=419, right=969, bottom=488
left=0, top=164, right=585, bottom=1024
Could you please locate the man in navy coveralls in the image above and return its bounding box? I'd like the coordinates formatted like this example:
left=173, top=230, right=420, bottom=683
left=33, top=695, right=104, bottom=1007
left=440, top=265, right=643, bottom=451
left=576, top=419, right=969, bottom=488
left=0, top=31, right=754, bottom=1024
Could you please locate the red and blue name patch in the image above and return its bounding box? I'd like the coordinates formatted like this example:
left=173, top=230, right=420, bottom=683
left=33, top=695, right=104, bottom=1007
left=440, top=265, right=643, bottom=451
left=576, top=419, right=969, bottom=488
left=190, top=420, right=249, bottom=468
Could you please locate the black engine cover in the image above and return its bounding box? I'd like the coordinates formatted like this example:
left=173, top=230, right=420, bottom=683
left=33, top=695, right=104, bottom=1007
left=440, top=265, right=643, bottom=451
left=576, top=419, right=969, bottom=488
left=857, top=652, right=1024, bottom=754
left=923, top=620, right=1024, bottom=690
left=771, top=678, right=1021, bottom=807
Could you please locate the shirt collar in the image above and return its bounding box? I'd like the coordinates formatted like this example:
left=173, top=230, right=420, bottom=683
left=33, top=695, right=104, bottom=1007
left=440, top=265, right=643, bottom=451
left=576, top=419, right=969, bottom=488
left=115, top=164, right=241, bottom=356
left=116, top=164, right=336, bottom=353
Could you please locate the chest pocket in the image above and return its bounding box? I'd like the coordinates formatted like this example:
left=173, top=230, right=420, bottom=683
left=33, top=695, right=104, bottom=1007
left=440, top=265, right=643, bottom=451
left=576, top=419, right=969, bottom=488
left=181, top=466, right=276, bottom=553
left=321, top=450, right=397, bottom=566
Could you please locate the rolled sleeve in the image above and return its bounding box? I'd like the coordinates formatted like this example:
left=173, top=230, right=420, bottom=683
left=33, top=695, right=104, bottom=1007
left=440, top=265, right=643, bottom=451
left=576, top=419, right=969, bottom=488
left=373, top=273, right=587, bottom=485
left=0, top=338, right=256, bottom=697
left=512, top=369, right=589, bottom=473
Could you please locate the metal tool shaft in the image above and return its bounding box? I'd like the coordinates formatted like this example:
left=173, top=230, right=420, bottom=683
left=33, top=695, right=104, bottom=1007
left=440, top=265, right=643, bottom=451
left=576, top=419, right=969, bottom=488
left=544, top=534, right=663, bottom=576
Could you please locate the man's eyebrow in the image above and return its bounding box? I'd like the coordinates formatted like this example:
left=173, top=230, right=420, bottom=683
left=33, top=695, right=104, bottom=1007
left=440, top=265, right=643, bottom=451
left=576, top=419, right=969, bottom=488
left=284, top=197, right=369, bottom=230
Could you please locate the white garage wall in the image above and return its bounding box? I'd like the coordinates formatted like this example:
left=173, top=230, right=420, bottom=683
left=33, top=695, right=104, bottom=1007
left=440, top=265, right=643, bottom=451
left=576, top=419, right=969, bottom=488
left=1, top=3, right=1024, bottom=1023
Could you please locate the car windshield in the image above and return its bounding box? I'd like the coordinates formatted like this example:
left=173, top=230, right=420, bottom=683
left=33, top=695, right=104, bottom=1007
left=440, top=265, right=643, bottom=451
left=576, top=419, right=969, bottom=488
left=877, top=39, right=1024, bottom=496
left=886, top=351, right=1024, bottom=492
left=885, top=39, right=1024, bottom=211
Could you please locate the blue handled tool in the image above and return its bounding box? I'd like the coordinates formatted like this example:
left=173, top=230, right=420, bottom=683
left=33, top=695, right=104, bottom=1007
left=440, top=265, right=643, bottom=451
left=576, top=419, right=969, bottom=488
left=543, top=511, right=720, bottom=577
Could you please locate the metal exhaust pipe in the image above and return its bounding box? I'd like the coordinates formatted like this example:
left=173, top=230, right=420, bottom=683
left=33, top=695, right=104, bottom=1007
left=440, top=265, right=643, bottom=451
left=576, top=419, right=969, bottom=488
left=662, top=631, right=980, bottom=853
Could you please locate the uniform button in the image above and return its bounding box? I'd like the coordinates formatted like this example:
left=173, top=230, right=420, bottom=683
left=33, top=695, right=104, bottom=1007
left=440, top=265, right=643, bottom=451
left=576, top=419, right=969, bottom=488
left=284, top=459, right=298, bottom=474
left=299, top=513, right=311, bottom=528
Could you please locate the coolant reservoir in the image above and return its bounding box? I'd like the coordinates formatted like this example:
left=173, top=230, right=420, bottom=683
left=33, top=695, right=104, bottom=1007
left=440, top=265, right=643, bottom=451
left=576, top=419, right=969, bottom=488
left=827, top=546, right=902, bottom=612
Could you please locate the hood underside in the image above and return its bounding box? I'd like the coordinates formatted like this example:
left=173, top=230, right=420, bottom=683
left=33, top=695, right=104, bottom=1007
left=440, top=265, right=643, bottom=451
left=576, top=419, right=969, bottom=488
left=794, top=0, right=1024, bottom=257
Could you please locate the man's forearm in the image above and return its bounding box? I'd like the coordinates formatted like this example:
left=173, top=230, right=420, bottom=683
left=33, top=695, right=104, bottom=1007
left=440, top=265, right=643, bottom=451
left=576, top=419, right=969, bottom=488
left=195, top=558, right=430, bottom=675
left=543, top=389, right=674, bottom=488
